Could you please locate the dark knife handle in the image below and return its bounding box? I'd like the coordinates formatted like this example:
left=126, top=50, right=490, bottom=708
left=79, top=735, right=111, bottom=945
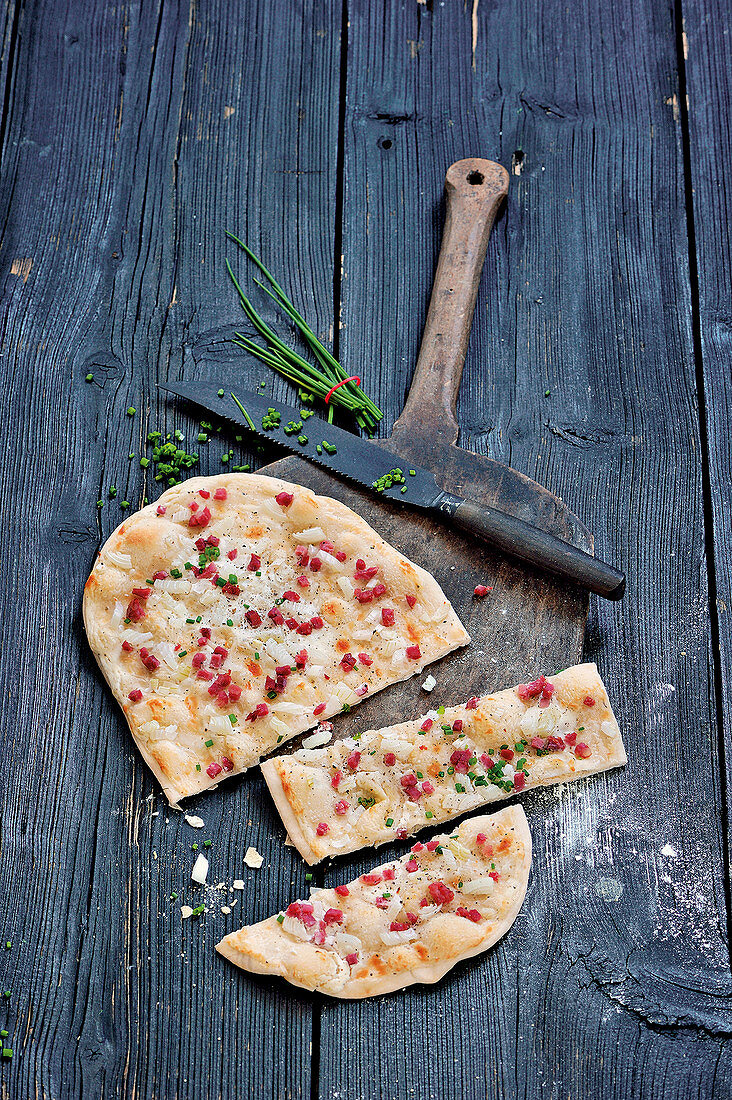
left=435, top=493, right=625, bottom=600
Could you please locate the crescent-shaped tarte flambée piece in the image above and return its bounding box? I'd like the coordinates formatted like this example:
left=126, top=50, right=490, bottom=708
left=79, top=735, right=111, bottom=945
left=83, top=473, right=469, bottom=805
left=261, top=662, right=625, bottom=864
left=216, top=805, right=531, bottom=998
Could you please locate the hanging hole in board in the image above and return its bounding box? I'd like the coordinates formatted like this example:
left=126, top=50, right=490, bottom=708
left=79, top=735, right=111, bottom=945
left=378, top=137, right=393, bottom=150
left=467, top=171, right=484, bottom=185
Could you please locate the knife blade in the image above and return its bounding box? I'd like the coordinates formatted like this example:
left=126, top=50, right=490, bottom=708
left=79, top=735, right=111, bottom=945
left=159, top=380, right=625, bottom=600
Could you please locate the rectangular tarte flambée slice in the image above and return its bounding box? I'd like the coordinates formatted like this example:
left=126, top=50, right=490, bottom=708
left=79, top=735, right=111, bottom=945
left=83, top=473, right=469, bottom=806
left=261, top=662, right=625, bottom=864
left=216, top=805, right=531, bottom=999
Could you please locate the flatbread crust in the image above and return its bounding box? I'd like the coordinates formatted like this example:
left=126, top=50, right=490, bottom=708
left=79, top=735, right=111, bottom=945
left=83, top=473, right=469, bottom=805
left=216, top=805, right=530, bottom=998
left=261, top=662, right=625, bottom=863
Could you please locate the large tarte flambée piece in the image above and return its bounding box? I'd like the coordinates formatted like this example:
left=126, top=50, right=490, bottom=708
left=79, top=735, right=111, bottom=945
left=216, top=805, right=530, bottom=998
left=261, top=662, right=625, bottom=863
left=83, top=473, right=469, bottom=805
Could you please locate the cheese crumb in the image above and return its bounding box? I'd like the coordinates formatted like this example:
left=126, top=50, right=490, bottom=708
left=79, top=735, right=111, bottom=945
left=191, top=854, right=209, bottom=883
left=244, top=847, right=264, bottom=869
left=184, top=814, right=205, bottom=829
left=421, top=675, right=436, bottom=692
left=180, top=905, right=194, bottom=919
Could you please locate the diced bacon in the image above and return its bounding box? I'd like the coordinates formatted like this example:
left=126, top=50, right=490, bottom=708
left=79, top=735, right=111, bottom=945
left=214, top=487, right=227, bottom=500
left=396, top=828, right=408, bottom=840
left=283, top=590, right=300, bottom=602
left=335, top=550, right=347, bottom=562
left=296, top=622, right=312, bottom=636
left=200, top=627, right=211, bottom=638
left=456, top=907, right=482, bottom=922
left=390, top=920, right=411, bottom=932
left=476, top=833, right=487, bottom=844
left=295, top=545, right=309, bottom=566
left=228, top=684, right=242, bottom=701
left=516, top=674, right=555, bottom=708
left=227, top=549, right=238, bottom=560
left=354, top=588, right=373, bottom=603
left=400, top=773, right=418, bottom=788
left=156, top=505, right=166, bottom=515
left=334, top=885, right=349, bottom=897
left=248, top=553, right=261, bottom=571
left=195, top=538, right=207, bottom=551
left=275, top=491, right=294, bottom=508
left=345, top=953, right=358, bottom=965
left=584, top=695, right=596, bottom=707
left=406, top=645, right=421, bottom=660
left=190, top=501, right=199, bottom=512
left=381, top=607, right=395, bottom=627
left=122, top=640, right=133, bottom=653
left=428, top=882, right=454, bottom=905
left=196, top=669, right=214, bottom=681
left=480, top=754, right=494, bottom=770
left=545, top=735, right=565, bottom=751
left=313, top=702, right=326, bottom=716
left=420, top=718, right=434, bottom=732
left=206, top=762, right=222, bottom=778
left=500, top=748, right=514, bottom=761
left=207, top=535, right=220, bottom=547
left=426, top=840, right=439, bottom=852
left=309, top=558, right=321, bottom=572
left=411, top=842, right=424, bottom=853
left=474, top=585, right=491, bottom=597
left=216, top=692, right=230, bottom=708
left=209, top=653, right=223, bottom=669
left=126, top=598, right=146, bottom=622
left=450, top=749, right=471, bottom=774
left=268, top=607, right=285, bottom=625
left=141, top=652, right=159, bottom=672
left=192, top=652, right=206, bottom=668
left=346, top=750, right=361, bottom=771
left=316, top=822, right=329, bottom=836
left=295, top=650, right=308, bottom=669
left=565, top=731, right=577, bottom=746
left=361, top=872, right=382, bottom=885
left=355, top=684, right=368, bottom=696
left=152, top=570, right=168, bottom=581
left=221, top=756, right=234, bottom=772
left=489, top=871, right=500, bottom=882
left=286, top=901, right=315, bottom=927
left=371, top=583, right=386, bottom=598
left=296, top=574, right=310, bottom=588
left=358, top=653, right=373, bottom=667
left=421, top=780, right=435, bottom=795
left=245, top=609, right=262, bottom=627
left=574, top=742, right=592, bottom=759
left=128, top=689, right=143, bottom=702
left=199, top=489, right=210, bottom=499
left=466, top=697, right=478, bottom=710
left=334, top=799, right=349, bottom=815
left=405, top=859, right=418, bottom=872
left=320, top=540, right=335, bottom=553
left=310, top=616, right=324, bottom=630
left=513, top=771, right=526, bottom=791
left=530, top=737, right=545, bottom=750
left=452, top=719, right=463, bottom=732
left=324, top=908, right=343, bottom=925
left=383, top=752, right=396, bottom=766
left=405, top=594, right=417, bottom=608
left=382, top=867, right=395, bottom=881
left=340, top=653, right=357, bottom=671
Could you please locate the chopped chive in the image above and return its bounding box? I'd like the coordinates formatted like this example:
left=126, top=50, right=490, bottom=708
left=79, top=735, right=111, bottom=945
left=305, top=873, right=313, bottom=882
left=195, top=764, right=201, bottom=772
left=386, top=818, right=394, bottom=827
left=204, top=839, right=212, bottom=848
left=218, top=389, right=224, bottom=398
left=204, top=739, right=214, bottom=747
left=127, top=406, right=136, bottom=416
left=277, top=913, right=285, bottom=923
left=192, top=843, right=198, bottom=851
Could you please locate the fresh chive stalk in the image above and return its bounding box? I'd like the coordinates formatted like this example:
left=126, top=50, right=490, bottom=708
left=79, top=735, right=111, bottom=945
left=226, top=234, right=382, bottom=436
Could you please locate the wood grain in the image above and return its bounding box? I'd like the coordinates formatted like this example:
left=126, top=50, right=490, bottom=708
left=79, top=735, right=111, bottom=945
left=0, top=0, right=730, bottom=1098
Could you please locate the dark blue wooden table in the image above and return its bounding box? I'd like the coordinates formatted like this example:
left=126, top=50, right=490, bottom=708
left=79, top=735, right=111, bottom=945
left=1, top=1, right=731, bottom=1097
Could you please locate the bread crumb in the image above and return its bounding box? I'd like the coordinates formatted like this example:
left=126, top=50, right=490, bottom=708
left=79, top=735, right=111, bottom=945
left=184, top=814, right=205, bottom=829
left=180, top=905, right=194, bottom=919
left=244, top=847, right=264, bottom=869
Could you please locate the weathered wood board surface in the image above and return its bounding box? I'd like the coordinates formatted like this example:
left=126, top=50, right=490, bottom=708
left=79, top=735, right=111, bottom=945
left=0, top=1, right=730, bottom=1098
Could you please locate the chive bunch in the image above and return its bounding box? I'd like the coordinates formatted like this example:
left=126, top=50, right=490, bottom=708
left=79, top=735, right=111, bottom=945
left=226, top=235, right=383, bottom=436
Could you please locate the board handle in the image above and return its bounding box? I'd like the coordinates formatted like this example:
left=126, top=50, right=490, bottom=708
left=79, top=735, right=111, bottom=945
left=390, top=158, right=509, bottom=452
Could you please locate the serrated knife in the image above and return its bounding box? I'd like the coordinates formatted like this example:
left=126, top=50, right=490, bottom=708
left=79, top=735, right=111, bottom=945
left=159, top=379, right=625, bottom=601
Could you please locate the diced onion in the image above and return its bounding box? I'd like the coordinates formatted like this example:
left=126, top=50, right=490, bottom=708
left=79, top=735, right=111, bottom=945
left=107, top=550, right=133, bottom=569
left=302, top=725, right=334, bottom=749
left=380, top=928, right=418, bottom=945
left=462, top=877, right=495, bottom=896
left=293, top=527, right=326, bottom=544
left=191, top=854, right=209, bottom=884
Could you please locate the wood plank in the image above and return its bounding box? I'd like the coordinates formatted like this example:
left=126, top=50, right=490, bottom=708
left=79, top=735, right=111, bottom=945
left=315, top=0, right=732, bottom=1098
left=680, top=0, right=732, bottom=999
left=0, top=1, right=342, bottom=1096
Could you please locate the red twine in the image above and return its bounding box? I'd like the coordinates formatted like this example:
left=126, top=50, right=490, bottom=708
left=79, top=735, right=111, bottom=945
left=324, top=375, right=361, bottom=404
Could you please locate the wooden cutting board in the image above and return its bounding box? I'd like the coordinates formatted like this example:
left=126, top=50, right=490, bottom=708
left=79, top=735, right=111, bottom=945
left=259, top=159, right=590, bottom=736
